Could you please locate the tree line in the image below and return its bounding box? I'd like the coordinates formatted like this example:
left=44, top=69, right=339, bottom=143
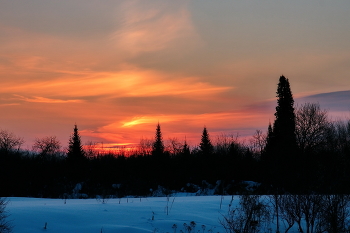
left=1, top=75, right=350, bottom=198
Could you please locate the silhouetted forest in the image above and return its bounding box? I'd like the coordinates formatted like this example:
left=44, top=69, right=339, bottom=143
left=1, top=75, right=350, bottom=198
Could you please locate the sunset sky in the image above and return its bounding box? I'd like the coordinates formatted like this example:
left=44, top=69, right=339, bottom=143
left=1, top=1, right=350, bottom=150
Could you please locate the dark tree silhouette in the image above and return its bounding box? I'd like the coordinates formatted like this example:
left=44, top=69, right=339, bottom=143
left=67, top=124, right=85, bottom=162
left=264, top=123, right=274, bottom=155
left=32, top=136, right=61, bottom=160
left=266, top=76, right=297, bottom=157
left=0, top=129, right=24, bottom=155
left=295, top=103, right=330, bottom=155
left=152, top=123, right=164, bottom=157
left=263, top=76, right=298, bottom=190
left=200, top=127, right=214, bottom=156
left=182, top=138, right=191, bottom=156
left=274, top=75, right=297, bottom=152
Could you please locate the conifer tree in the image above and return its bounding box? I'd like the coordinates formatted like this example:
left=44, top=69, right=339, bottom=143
left=199, top=127, right=214, bottom=156
left=152, top=123, right=164, bottom=157
left=272, top=75, right=297, bottom=154
left=182, top=138, right=191, bottom=156
left=265, top=76, right=297, bottom=157
left=264, top=123, right=274, bottom=155
left=67, top=124, right=85, bottom=162
left=264, top=76, right=298, bottom=189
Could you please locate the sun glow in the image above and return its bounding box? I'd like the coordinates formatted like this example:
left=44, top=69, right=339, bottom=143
left=122, top=118, right=148, bottom=127
left=77, top=109, right=271, bottom=151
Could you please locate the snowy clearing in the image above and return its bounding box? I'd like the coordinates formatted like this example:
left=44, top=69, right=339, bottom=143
left=7, top=195, right=235, bottom=233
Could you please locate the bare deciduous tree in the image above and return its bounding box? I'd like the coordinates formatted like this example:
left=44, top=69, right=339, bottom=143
left=216, top=134, right=232, bottom=154
left=295, top=103, right=330, bottom=154
left=279, top=195, right=299, bottom=233
left=84, top=141, right=98, bottom=158
left=0, top=129, right=24, bottom=154
left=166, top=137, right=183, bottom=156
left=32, top=136, right=61, bottom=159
left=316, top=195, right=350, bottom=233
left=279, top=195, right=336, bottom=233
left=138, top=137, right=153, bottom=156
left=249, top=130, right=267, bottom=155
left=224, top=195, right=350, bottom=233
left=220, top=195, right=270, bottom=233
left=327, top=120, right=350, bottom=155
left=300, top=195, right=323, bottom=233
left=267, top=194, right=281, bottom=233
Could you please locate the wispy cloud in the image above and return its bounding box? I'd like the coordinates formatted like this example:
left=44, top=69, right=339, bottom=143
left=112, top=0, right=202, bottom=56
left=13, top=95, right=83, bottom=104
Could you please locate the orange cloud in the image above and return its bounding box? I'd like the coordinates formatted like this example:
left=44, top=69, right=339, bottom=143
left=2, top=69, right=231, bottom=100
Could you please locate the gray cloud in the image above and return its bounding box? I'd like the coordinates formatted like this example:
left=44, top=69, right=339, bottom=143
left=297, top=90, right=350, bottom=112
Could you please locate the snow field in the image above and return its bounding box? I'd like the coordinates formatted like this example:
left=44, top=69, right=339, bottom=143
left=7, top=196, right=234, bottom=233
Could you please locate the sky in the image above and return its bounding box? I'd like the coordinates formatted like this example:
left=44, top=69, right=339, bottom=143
left=1, top=1, right=350, bottom=150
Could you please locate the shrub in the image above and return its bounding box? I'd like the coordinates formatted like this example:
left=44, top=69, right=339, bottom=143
left=0, top=198, right=12, bottom=233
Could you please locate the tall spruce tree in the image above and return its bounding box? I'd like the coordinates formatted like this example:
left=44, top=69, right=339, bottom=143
left=265, top=76, right=297, bottom=157
left=67, top=124, right=85, bottom=162
left=152, top=123, right=164, bottom=157
left=199, top=127, right=214, bottom=156
left=272, top=75, right=297, bottom=154
left=264, top=76, right=298, bottom=190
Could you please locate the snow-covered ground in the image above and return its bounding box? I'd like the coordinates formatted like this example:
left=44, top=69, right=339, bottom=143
left=7, top=195, right=235, bottom=233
